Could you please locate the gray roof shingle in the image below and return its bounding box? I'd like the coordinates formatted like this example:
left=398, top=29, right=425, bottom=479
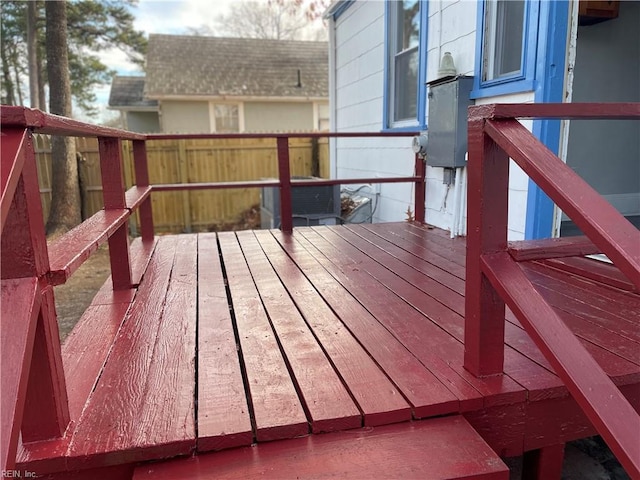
left=144, top=35, right=328, bottom=98
left=108, top=76, right=158, bottom=108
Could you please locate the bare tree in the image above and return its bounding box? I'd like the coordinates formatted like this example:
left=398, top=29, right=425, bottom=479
left=45, top=1, right=81, bottom=236
left=27, top=1, right=39, bottom=109
left=214, top=0, right=324, bottom=40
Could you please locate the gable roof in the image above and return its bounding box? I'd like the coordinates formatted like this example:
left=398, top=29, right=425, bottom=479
left=108, top=76, right=158, bottom=109
left=144, top=34, right=328, bottom=99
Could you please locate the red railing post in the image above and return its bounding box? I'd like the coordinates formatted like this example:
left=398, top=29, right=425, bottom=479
left=277, top=136, right=293, bottom=233
left=21, top=286, right=70, bottom=441
left=464, top=116, right=509, bottom=377
left=98, top=137, right=132, bottom=290
left=133, top=140, right=154, bottom=241
left=1, top=130, right=69, bottom=447
left=414, top=153, right=426, bottom=224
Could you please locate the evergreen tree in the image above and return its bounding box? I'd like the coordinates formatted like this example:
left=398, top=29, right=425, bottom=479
left=0, top=0, right=146, bottom=234
left=1, top=0, right=146, bottom=117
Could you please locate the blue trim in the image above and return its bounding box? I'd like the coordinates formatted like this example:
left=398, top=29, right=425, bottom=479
left=382, top=1, right=391, bottom=132
left=525, top=0, right=570, bottom=239
left=381, top=126, right=424, bottom=133
left=382, top=0, right=428, bottom=131
left=472, top=0, right=540, bottom=98
left=416, top=1, right=429, bottom=129
left=470, top=79, right=536, bottom=99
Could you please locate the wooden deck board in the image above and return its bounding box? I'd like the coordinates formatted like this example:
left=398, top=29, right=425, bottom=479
left=264, top=233, right=411, bottom=426
left=350, top=234, right=566, bottom=400
left=196, top=233, right=253, bottom=452
left=235, top=230, right=362, bottom=433
left=350, top=224, right=466, bottom=294
left=527, top=261, right=640, bottom=328
left=17, top=223, right=640, bottom=477
left=300, top=228, right=524, bottom=406
left=62, top=303, right=133, bottom=421
left=131, top=235, right=197, bottom=451
left=256, top=230, right=420, bottom=423
left=67, top=236, right=181, bottom=465
left=344, top=224, right=640, bottom=399
left=364, top=222, right=468, bottom=278
left=133, top=416, right=509, bottom=480
left=282, top=230, right=506, bottom=409
left=217, top=232, right=308, bottom=442
left=542, top=256, right=637, bottom=292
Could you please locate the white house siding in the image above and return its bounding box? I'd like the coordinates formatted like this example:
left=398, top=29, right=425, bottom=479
left=244, top=102, right=315, bottom=132
left=426, top=0, right=477, bottom=82
left=423, top=0, right=477, bottom=231
left=333, top=1, right=418, bottom=223
left=330, top=0, right=536, bottom=237
left=475, top=91, right=535, bottom=241
left=126, top=111, right=160, bottom=133
left=161, top=100, right=211, bottom=133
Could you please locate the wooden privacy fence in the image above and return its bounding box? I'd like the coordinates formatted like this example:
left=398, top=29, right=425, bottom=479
left=34, top=135, right=329, bottom=233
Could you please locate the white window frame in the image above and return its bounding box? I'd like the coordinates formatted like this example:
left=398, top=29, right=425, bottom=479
left=209, top=102, right=244, bottom=133
left=313, top=102, right=330, bottom=131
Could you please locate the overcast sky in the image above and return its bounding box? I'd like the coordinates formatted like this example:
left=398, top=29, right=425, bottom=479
left=89, top=0, right=323, bottom=123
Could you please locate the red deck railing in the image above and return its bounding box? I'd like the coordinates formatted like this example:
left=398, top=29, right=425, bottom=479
left=464, top=103, right=640, bottom=476
left=148, top=131, right=426, bottom=233
left=0, top=106, right=424, bottom=473
left=4, top=103, right=639, bottom=476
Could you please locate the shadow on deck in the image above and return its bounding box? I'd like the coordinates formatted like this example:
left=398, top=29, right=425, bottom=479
left=16, top=222, right=640, bottom=479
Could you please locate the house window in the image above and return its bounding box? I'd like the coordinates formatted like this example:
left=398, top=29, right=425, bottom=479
left=384, top=0, right=428, bottom=130
left=317, top=103, right=330, bottom=131
left=472, top=0, right=539, bottom=98
left=212, top=103, right=240, bottom=132
left=483, top=0, right=525, bottom=81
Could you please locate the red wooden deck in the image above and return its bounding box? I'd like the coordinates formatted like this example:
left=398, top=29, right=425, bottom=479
left=13, top=222, right=639, bottom=478
left=3, top=103, right=639, bottom=479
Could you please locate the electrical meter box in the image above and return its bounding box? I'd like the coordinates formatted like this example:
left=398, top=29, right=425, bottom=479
left=426, top=76, right=474, bottom=168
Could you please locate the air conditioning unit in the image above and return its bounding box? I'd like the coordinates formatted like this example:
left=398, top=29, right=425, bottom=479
left=261, top=177, right=340, bottom=229
left=341, top=194, right=372, bottom=224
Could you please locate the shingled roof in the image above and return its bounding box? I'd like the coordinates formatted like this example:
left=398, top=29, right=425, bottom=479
left=108, top=76, right=158, bottom=109
left=144, top=34, right=328, bottom=99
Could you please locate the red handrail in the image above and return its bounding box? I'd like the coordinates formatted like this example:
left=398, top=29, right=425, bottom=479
left=465, top=103, right=640, bottom=476
left=0, top=105, right=426, bottom=473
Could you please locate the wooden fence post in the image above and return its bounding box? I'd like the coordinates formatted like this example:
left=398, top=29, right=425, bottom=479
left=277, top=137, right=293, bottom=233
left=463, top=117, right=509, bottom=376
left=178, top=139, right=192, bottom=233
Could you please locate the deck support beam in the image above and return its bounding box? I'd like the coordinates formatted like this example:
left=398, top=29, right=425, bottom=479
left=523, top=444, right=565, bottom=480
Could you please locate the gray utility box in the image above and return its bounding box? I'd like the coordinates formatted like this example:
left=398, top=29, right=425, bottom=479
left=261, top=177, right=340, bottom=229
left=426, top=76, right=474, bottom=168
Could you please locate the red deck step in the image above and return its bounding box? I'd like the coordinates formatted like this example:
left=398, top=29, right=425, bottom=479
left=133, top=415, right=508, bottom=480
